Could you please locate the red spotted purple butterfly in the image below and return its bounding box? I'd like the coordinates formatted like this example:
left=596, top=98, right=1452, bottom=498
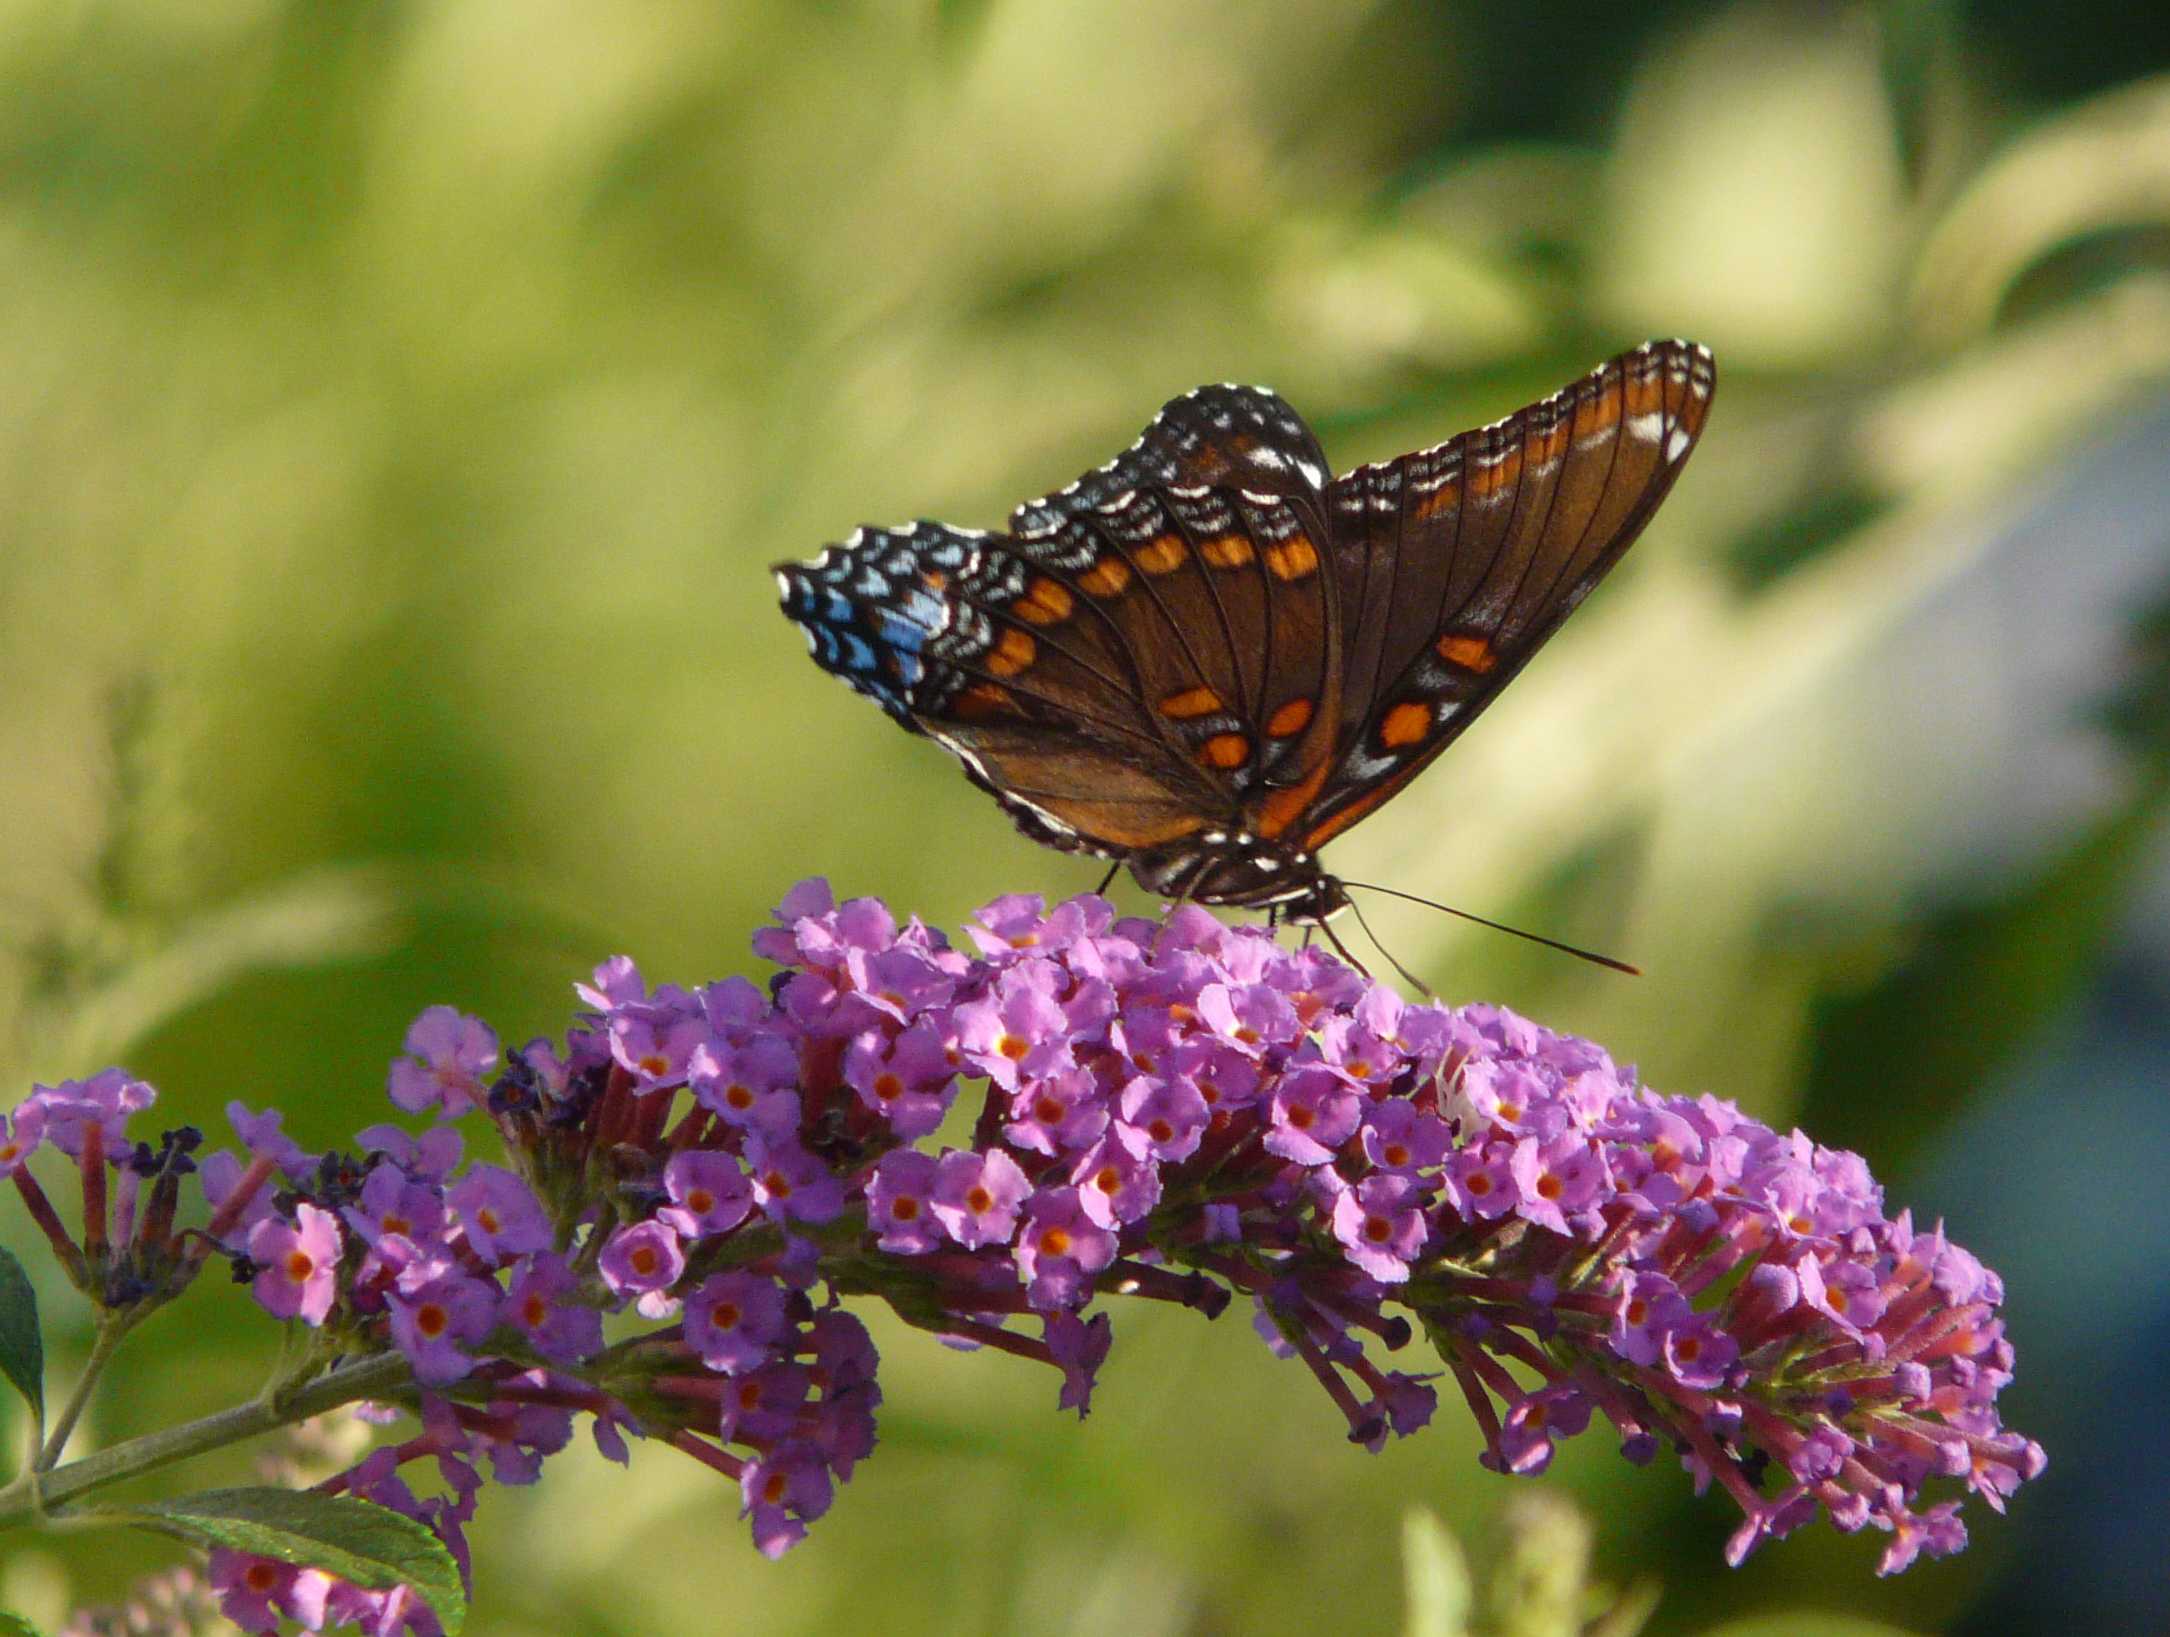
left=776, top=341, right=1714, bottom=936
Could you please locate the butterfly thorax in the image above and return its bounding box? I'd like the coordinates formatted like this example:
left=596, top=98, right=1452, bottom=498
left=1127, top=834, right=1350, bottom=921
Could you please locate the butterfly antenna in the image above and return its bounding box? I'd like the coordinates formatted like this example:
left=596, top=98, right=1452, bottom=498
left=1341, top=881, right=1641, bottom=976
left=1341, top=892, right=1437, bottom=999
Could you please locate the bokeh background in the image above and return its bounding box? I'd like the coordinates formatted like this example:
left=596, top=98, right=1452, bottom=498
left=3, top=1, right=2167, bottom=1633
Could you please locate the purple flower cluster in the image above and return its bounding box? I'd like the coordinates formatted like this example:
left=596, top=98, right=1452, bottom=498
left=6, top=881, right=2041, bottom=1632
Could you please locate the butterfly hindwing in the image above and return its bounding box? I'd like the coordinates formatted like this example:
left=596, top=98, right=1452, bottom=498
left=1302, top=340, right=1716, bottom=848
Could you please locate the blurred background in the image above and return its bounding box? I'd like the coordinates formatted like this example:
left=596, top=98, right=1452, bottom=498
left=2, top=1, right=2166, bottom=1632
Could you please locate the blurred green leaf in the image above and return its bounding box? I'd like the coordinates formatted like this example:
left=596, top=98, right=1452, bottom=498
left=40, top=864, right=411, bottom=1078
left=0, top=1611, right=47, bottom=1637
left=0, top=1245, right=42, bottom=1441
left=1911, top=75, right=2170, bottom=342
left=1403, top=1508, right=1473, bottom=1637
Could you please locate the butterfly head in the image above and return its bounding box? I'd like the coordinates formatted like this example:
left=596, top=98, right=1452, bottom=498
left=1127, top=833, right=1350, bottom=924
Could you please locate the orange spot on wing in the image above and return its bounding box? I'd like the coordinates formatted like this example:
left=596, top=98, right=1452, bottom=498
left=1467, top=445, right=1524, bottom=499
left=1137, top=536, right=1187, bottom=574
left=1266, top=696, right=1314, bottom=738
left=986, top=628, right=1036, bottom=677
left=1573, top=375, right=1624, bottom=440
left=1412, top=478, right=1462, bottom=520
left=953, top=683, right=1017, bottom=721
left=1253, top=751, right=1333, bottom=839
left=1264, top=537, right=1319, bottom=581
left=1159, top=686, right=1224, bottom=720
left=1435, top=633, right=1496, bottom=673
left=1014, top=577, right=1074, bottom=624
left=1199, top=732, right=1250, bottom=770
left=1378, top=700, right=1431, bottom=749
left=1078, top=557, right=1132, bottom=597
left=1302, top=781, right=1396, bottom=849
left=1201, top=536, right=1255, bottom=568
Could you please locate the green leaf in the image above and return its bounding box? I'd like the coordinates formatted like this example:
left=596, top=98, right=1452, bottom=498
left=0, top=1245, right=43, bottom=1435
left=1401, top=1508, right=1472, bottom=1637
left=120, top=1487, right=464, bottom=1636
left=0, top=1611, right=48, bottom=1637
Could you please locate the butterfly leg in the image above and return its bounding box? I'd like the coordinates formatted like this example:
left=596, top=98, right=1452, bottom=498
left=1094, top=862, right=1120, bottom=899
left=1338, top=895, right=1437, bottom=998
left=1318, top=916, right=1374, bottom=980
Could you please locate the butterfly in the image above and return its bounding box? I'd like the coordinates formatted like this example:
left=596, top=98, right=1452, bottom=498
left=776, top=340, right=1714, bottom=927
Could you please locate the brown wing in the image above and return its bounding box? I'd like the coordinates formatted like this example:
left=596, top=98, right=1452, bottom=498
left=774, top=386, right=1348, bottom=860
left=1299, top=340, right=1716, bottom=849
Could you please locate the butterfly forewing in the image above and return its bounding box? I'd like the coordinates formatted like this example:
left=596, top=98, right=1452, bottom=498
left=1299, top=341, right=1715, bottom=849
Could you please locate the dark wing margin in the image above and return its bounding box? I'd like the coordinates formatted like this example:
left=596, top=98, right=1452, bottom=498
left=1301, top=339, right=1716, bottom=849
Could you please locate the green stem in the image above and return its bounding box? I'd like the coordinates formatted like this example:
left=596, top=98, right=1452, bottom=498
left=0, top=1351, right=414, bottom=1529
left=35, top=1309, right=144, bottom=1472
